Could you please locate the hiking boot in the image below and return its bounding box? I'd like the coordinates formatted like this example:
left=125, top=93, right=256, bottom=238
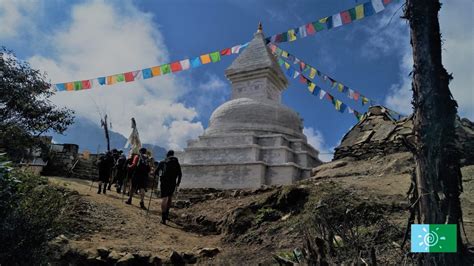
left=161, top=214, right=167, bottom=225
left=107, top=183, right=112, bottom=190
left=125, top=198, right=132, bottom=205
left=102, top=187, right=106, bottom=194
left=97, top=185, right=102, bottom=194
left=140, top=201, right=147, bottom=210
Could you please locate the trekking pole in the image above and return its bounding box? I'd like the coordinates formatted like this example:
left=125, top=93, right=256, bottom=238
left=146, top=175, right=157, bottom=217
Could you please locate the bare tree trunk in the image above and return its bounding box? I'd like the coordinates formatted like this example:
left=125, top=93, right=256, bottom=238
left=101, top=114, right=111, bottom=152
left=405, top=0, right=463, bottom=264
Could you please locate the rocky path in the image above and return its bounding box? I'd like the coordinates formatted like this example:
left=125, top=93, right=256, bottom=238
left=48, top=177, right=222, bottom=264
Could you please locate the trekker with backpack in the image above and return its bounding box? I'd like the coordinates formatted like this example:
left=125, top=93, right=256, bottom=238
left=97, top=151, right=114, bottom=194
left=125, top=147, right=150, bottom=209
left=157, top=150, right=182, bottom=224
left=114, top=151, right=127, bottom=193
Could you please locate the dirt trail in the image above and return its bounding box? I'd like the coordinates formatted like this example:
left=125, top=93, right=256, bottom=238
left=49, top=177, right=221, bottom=258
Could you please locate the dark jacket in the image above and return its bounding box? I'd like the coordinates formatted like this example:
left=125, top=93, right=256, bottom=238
left=159, top=156, right=182, bottom=186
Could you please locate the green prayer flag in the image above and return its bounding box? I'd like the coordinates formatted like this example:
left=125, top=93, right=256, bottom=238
left=161, top=64, right=171, bottom=74
left=312, top=21, right=326, bottom=31
left=349, top=8, right=357, bottom=20
left=74, top=81, right=82, bottom=90
left=116, top=74, right=125, bottom=82
left=210, top=51, right=221, bottom=62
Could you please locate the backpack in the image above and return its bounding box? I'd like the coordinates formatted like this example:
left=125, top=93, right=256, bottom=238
left=136, top=154, right=150, bottom=174
left=161, top=157, right=180, bottom=181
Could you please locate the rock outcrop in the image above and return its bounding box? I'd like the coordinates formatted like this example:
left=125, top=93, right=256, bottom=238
left=334, top=106, right=474, bottom=166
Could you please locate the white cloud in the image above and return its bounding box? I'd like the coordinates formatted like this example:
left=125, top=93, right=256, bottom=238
left=384, top=1, right=474, bottom=119
left=303, top=127, right=333, bottom=162
left=0, top=0, right=38, bottom=38
left=24, top=1, right=203, bottom=149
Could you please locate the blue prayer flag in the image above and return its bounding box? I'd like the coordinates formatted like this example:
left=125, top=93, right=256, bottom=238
left=326, top=16, right=333, bottom=29
left=98, top=77, right=106, bottom=85
left=339, top=103, right=347, bottom=113
left=142, top=68, right=152, bottom=79
left=191, top=57, right=202, bottom=68
left=55, top=83, right=65, bottom=91
left=364, top=2, right=375, bottom=16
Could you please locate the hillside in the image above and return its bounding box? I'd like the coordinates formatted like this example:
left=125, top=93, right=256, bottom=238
left=44, top=153, right=474, bottom=265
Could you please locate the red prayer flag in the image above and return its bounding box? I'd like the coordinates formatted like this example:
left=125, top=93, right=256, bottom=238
left=353, top=91, right=360, bottom=101
left=299, top=62, right=305, bottom=71
left=341, top=11, right=352, bottom=24
left=124, top=72, right=134, bottom=82
left=325, top=93, right=334, bottom=102
left=220, top=48, right=231, bottom=56
left=306, top=23, right=316, bottom=35
left=299, top=75, right=307, bottom=84
left=383, top=0, right=391, bottom=4
left=170, top=61, right=182, bottom=72
left=82, top=80, right=91, bottom=89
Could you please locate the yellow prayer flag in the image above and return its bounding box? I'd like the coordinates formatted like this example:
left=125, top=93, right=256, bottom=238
left=107, top=75, right=116, bottom=85
left=66, top=82, right=74, bottom=91
left=281, top=51, right=289, bottom=58
left=337, top=83, right=344, bottom=92
left=319, top=17, right=328, bottom=23
left=288, top=29, right=297, bottom=42
left=308, top=82, right=316, bottom=93
left=335, top=100, right=342, bottom=110
left=284, top=62, right=290, bottom=69
left=151, top=66, right=161, bottom=76
left=200, top=54, right=211, bottom=64
left=309, top=68, right=317, bottom=79
left=355, top=4, right=364, bottom=19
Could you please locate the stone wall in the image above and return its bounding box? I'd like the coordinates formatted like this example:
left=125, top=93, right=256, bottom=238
left=334, top=106, right=474, bottom=166
left=42, top=144, right=79, bottom=176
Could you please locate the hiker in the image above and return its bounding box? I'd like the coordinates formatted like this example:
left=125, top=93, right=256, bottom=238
left=114, top=151, right=127, bottom=193
left=97, top=151, right=114, bottom=194
left=125, top=147, right=151, bottom=209
left=108, top=149, right=121, bottom=190
left=157, top=150, right=182, bottom=224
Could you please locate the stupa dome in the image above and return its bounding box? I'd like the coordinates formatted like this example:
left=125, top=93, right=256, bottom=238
left=205, top=97, right=305, bottom=139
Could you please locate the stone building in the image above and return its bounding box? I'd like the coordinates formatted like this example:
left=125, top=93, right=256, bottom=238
left=178, top=26, right=322, bottom=189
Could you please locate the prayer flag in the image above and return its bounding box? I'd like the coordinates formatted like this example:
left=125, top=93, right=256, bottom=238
left=308, top=82, right=316, bottom=93
left=74, top=81, right=82, bottom=90
left=220, top=48, right=231, bottom=56
left=353, top=91, right=360, bottom=101
left=325, top=93, right=334, bottom=102
left=116, top=74, right=125, bottom=82
left=364, top=2, right=375, bottom=17
left=319, top=89, right=327, bottom=99
left=142, top=68, right=152, bottom=79
left=348, top=89, right=355, bottom=99
left=240, top=42, right=249, bottom=50
left=161, top=64, right=172, bottom=74
left=341, top=10, right=352, bottom=24
left=231, top=45, right=241, bottom=54
left=309, top=68, right=317, bottom=79
left=280, top=32, right=288, bottom=42
left=191, top=57, right=202, bottom=68
left=335, top=100, right=343, bottom=111
left=293, top=71, right=300, bottom=79
left=270, top=35, right=278, bottom=43
left=98, top=77, right=106, bottom=85
left=210, top=51, right=221, bottom=62
left=372, top=0, right=385, bottom=13
left=124, top=72, right=134, bottom=82
left=342, top=85, right=349, bottom=93
left=170, top=62, right=182, bottom=72
left=107, top=75, right=116, bottom=85
left=383, top=0, right=392, bottom=5
left=326, top=16, right=333, bottom=29
left=306, top=23, right=316, bottom=35
left=56, top=83, right=65, bottom=91
left=339, top=103, right=347, bottom=113
left=332, top=13, right=343, bottom=28
left=355, top=4, right=365, bottom=19
left=299, top=25, right=307, bottom=38
left=288, top=54, right=295, bottom=63
left=281, top=51, right=289, bottom=58
left=286, top=68, right=294, bottom=78
left=313, top=20, right=326, bottom=31
left=314, top=85, right=322, bottom=95
left=180, top=59, right=191, bottom=70
left=82, top=80, right=91, bottom=89
left=337, top=83, right=344, bottom=92
left=275, top=47, right=283, bottom=56
left=200, top=54, right=211, bottom=64
left=284, top=62, right=290, bottom=69
left=151, top=66, right=161, bottom=76
left=288, top=29, right=297, bottom=42
left=362, top=96, right=370, bottom=105
left=349, top=8, right=357, bottom=20
left=133, top=70, right=142, bottom=80
left=299, top=75, right=307, bottom=83
left=299, top=62, right=306, bottom=71
left=66, top=82, right=74, bottom=91
left=319, top=17, right=328, bottom=23
left=278, top=58, right=285, bottom=66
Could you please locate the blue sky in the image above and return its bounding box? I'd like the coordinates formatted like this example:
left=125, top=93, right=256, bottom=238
left=1, top=0, right=472, bottom=161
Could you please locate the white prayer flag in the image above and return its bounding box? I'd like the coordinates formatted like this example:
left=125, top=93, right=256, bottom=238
left=180, top=59, right=191, bottom=70
left=372, top=0, right=385, bottom=13
left=332, top=14, right=343, bottom=28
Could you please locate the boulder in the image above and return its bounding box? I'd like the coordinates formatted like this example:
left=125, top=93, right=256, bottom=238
left=116, top=253, right=136, bottom=266
left=169, top=251, right=185, bottom=265
left=198, top=247, right=220, bottom=258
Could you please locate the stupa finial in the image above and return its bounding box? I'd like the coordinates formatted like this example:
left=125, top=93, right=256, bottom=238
left=257, top=22, right=263, bottom=33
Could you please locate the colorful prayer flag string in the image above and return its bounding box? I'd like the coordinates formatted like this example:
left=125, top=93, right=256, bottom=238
left=268, top=42, right=404, bottom=120
left=277, top=55, right=364, bottom=121
left=266, top=0, right=393, bottom=44
left=54, top=42, right=249, bottom=92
